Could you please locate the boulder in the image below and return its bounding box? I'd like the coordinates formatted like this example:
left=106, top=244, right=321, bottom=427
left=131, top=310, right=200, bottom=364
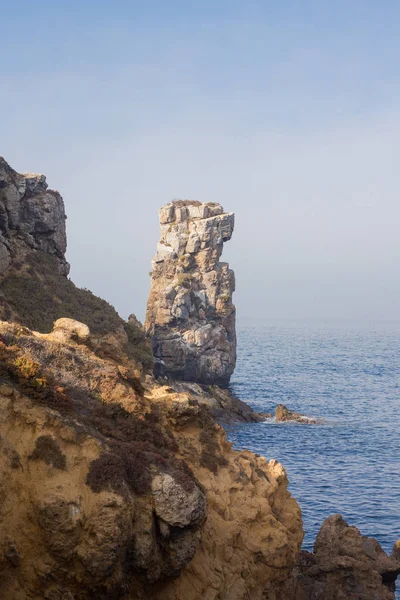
left=151, top=472, right=206, bottom=528
left=293, top=514, right=400, bottom=599
left=275, top=404, right=318, bottom=424
left=50, top=318, right=91, bottom=345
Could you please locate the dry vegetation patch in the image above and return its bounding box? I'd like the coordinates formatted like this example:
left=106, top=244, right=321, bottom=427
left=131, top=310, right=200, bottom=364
left=0, top=251, right=153, bottom=370
left=0, top=331, right=199, bottom=499
left=29, top=435, right=66, bottom=470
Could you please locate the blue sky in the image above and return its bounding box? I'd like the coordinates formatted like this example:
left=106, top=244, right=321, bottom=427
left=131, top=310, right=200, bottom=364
left=2, top=1, right=400, bottom=321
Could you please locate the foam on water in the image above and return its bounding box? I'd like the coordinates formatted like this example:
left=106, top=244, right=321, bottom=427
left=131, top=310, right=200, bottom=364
left=226, top=319, right=400, bottom=593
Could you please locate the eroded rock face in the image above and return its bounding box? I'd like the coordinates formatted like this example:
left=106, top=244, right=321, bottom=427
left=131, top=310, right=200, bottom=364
left=0, top=157, right=69, bottom=276
left=0, top=319, right=303, bottom=600
left=145, top=200, right=236, bottom=386
left=292, top=514, right=400, bottom=599
left=151, top=472, right=206, bottom=528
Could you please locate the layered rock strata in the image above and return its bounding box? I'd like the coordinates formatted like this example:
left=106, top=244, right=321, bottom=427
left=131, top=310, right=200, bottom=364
left=145, top=200, right=236, bottom=386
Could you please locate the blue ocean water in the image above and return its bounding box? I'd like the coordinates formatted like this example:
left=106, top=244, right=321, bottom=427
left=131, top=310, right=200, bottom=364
left=228, top=320, right=400, bottom=562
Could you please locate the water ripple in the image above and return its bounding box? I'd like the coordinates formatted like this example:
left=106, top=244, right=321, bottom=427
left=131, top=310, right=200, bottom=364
left=227, top=320, right=400, bottom=567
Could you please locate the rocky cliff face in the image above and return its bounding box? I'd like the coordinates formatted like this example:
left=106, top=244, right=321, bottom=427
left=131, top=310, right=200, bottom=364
left=292, top=515, right=400, bottom=599
left=145, top=201, right=236, bottom=386
left=0, top=162, right=303, bottom=599
left=0, top=319, right=303, bottom=600
left=0, top=157, right=69, bottom=276
left=0, top=158, right=153, bottom=372
left=1, top=158, right=399, bottom=600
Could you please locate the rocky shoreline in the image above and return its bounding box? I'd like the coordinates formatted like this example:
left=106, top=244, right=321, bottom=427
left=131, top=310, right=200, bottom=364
left=0, top=157, right=399, bottom=599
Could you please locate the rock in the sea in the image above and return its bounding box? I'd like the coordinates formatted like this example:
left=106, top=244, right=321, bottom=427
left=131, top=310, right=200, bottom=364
left=157, top=379, right=271, bottom=424
left=275, top=404, right=318, bottom=424
left=292, top=514, right=400, bottom=599
left=145, top=200, right=236, bottom=386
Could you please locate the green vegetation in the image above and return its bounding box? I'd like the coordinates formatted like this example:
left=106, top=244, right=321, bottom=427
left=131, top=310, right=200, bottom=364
left=0, top=252, right=153, bottom=371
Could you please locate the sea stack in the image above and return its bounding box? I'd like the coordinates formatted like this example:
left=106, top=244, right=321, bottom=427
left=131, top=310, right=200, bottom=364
left=145, top=200, right=236, bottom=386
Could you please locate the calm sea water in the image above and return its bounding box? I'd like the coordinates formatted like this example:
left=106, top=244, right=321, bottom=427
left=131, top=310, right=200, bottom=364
left=228, top=320, right=400, bottom=564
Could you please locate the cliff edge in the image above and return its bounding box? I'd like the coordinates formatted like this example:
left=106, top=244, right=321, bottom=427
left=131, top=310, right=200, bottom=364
left=0, top=157, right=69, bottom=277
left=0, top=158, right=153, bottom=373
left=0, top=318, right=303, bottom=600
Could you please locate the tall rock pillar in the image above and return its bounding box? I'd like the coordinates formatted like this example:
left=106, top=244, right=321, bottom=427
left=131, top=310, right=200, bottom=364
left=145, top=200, right=236, bottom=386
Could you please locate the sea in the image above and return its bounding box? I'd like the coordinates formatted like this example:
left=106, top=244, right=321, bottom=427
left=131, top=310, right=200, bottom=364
left=227, top=319, right=400, bottom=584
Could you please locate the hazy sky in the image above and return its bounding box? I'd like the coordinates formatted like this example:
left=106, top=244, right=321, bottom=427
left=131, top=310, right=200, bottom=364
left=2, top=1, right=399, bottom=322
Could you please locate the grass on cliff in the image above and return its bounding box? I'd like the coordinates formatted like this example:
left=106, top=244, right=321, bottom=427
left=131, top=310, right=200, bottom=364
left=0, top=252, right=153, bottom=371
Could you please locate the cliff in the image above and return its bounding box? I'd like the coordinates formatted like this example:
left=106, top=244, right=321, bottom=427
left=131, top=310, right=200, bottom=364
left=0, top=158, right=153, bottom=372
left=0, top=319, right=302, bottom=599
left=0, top=157, right=69, bottom=277
left=0, top=160, right=303, bottom=599
left=145, top=201, right=236, bottom=386
left=2, top=320, right=399, bottom=599
left=1, top=158, right=399, bottom=600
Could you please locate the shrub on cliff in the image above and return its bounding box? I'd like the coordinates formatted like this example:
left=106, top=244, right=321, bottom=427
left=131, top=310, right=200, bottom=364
left=0, top=330, right=196, bottom=498
left=29, top=435, right=66, bottom=470
left=0, top=252, right=153, bottom=371
left=0, top=340, right=71, bottom=411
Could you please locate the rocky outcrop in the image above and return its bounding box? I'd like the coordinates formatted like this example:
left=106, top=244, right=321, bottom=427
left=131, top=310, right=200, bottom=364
left=0, top=319, right=303, bottom=599
left=0, top=158, right=153, bottom=372
left=145, top=200, right=236, bottom=386
left=292, top=515, right=400, bottom=599
left=154, top=380, right=271, bottom=424
left=275, top=404, right=318, bottom=424
left=0, top=157, right=69, bottom=276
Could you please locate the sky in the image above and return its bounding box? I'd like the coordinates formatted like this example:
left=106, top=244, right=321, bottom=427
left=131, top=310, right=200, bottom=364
left=1, top=0, right=400, bottom=323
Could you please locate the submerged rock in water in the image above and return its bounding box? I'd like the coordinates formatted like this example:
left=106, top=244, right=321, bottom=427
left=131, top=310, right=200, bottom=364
left=145, top=200, right=236, bottom=387
left=275, top=404, right=318, bottom=424
left=292, top=514, right=400, bottom=599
